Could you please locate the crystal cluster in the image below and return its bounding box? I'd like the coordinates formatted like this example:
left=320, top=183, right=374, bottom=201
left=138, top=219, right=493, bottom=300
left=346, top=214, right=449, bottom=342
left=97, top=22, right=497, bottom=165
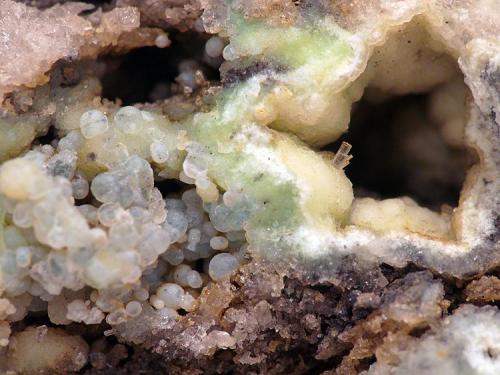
left=0, top=144, right=247, bottom=320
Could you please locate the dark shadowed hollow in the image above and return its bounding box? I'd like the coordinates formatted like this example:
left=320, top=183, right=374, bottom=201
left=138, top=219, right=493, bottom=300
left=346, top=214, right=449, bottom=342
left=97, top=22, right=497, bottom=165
left=325, top=93, right=476, bottom=210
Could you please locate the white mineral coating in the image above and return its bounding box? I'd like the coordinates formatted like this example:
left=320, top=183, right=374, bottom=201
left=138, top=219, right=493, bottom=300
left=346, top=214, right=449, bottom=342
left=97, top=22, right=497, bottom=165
left=0, top=0, right=146, bottom=102
left=208, top=253, right=239, bottom=281
left=368, top=305, right=500, bottom=375
left=79, top=110, right=108, bottom=139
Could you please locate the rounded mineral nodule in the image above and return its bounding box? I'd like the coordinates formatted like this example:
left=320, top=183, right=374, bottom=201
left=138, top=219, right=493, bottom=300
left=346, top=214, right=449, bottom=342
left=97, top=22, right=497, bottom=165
left=208, top=253, right=239, bottom=281
left=79, top=110, right=108, bottom=139
left=114, top=106, right=143, bottom=134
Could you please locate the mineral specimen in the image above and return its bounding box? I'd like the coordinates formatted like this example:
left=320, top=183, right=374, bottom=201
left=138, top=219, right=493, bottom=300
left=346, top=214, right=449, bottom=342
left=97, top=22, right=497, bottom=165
left=0, top=0, right=498, bottom=374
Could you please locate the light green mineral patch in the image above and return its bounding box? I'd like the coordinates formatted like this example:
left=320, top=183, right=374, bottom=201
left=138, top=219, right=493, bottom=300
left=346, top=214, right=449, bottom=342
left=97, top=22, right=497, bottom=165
left=223, top=14, right=352, bottom=69
left=216, top=7, right=364, bottom=146
left=53, top=74, right=353, bottom=263
left=185, top=78, right=353, bottom=257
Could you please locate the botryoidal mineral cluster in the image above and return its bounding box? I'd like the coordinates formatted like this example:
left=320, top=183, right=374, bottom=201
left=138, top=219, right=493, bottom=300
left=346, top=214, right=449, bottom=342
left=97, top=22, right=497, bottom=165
left=0, top=0, right=498, bottom=374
